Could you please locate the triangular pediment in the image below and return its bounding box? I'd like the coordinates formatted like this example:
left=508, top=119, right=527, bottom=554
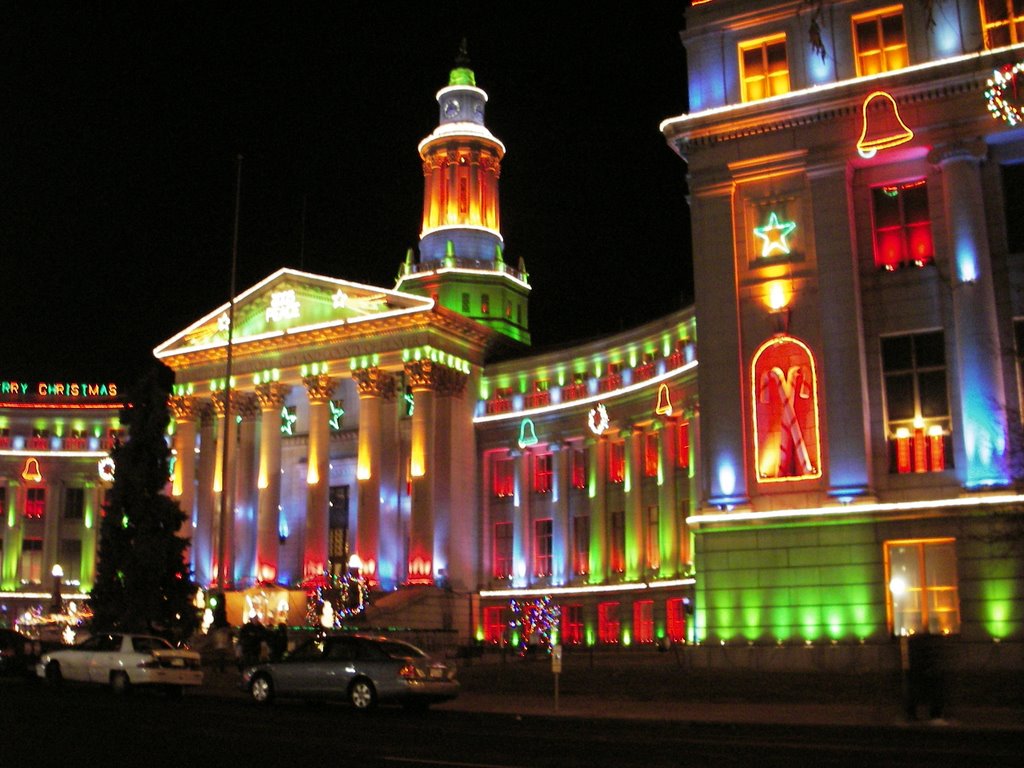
left=154, top=268, right=434, bottom=360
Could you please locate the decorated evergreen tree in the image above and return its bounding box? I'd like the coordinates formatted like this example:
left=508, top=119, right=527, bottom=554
left=90, top=367, right=198, bottom=638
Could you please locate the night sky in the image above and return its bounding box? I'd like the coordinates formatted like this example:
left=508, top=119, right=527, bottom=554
left=1, top=3, right=693, bottom=387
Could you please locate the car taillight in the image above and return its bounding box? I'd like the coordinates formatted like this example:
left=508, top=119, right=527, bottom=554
left=398, top=663, right=422, bottom=680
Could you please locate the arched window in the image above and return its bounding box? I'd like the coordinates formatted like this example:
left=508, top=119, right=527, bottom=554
left=751, top=335, right=822, bottom=482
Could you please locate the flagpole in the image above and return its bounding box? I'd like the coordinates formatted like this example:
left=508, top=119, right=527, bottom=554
left=217, top=154, right=243, bottom=589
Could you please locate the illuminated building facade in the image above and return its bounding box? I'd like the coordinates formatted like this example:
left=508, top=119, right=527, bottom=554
left=152, top=52, right=701, bottom=642
left=662, top=0, right=1024, bottom=655
left=0, top=382, right=122, bottom=612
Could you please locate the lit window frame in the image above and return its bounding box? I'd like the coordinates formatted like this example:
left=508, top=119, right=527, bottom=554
left=492, top=521, right=513, bottom=579
left=738, top=33, right=791, bottom=103
left=883, top=537, right=961, bottom=636
left=852, top=5, right=909, bottom=77
left=980, top=0, right=1024, bottom=49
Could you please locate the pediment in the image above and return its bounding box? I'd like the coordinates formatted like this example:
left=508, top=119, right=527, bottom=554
left=154, top=268, right=433, bottom=360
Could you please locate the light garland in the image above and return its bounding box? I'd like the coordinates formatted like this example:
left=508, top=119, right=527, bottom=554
left=301, top=570, right=369, bottom=628
left=509, top=596, right=560, bottom=655
left=986, top=61, right=1024, bottom=126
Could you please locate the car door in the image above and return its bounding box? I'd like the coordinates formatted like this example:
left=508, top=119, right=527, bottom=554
left=87, top=633, right=125, bottom=683
left=321, top=637, right=360, bottom=697
left=58, top=635, right=104, bottom=681
left=269, top=637, right=329, bottom=697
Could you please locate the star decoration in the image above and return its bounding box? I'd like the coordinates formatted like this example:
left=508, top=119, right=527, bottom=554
left=753, top=212, right=797, bottom=258
left=217, top=312, right=231, bottom=332
left=328, top=400, right=345, bottom=430
left=332, top=289, right=348, bottom=309
left=280, top=406, right=298, bottom=436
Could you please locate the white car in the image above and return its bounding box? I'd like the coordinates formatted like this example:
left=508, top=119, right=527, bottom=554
left=37, top=632, right=203, bottom=697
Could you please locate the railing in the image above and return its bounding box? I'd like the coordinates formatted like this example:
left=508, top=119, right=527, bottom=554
left=403, top=257, right=528, bottom=282
left=486, top=398, right=513, bottom=415
left=525, top=391, right=550, bottom=409
left=562, top=383, right=587, bottom=401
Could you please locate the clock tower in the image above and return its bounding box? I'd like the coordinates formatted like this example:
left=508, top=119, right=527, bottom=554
left=396, top=42, right=531, bottom=345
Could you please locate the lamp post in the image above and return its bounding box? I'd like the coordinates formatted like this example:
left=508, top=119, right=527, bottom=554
left=50, top=564, right=64, bottom=615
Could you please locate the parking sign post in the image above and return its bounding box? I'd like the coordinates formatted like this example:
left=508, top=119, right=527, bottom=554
left=551, top=643, right=562, bottom=712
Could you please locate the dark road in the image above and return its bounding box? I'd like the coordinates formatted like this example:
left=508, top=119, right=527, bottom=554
left=3, top=677, right=1021, bottom=767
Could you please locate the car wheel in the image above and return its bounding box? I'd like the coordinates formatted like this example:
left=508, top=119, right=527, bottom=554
left=110, top=671, right=130, bottom=696
left=348, top=678, right=377, bottom=710
left=250, top=673, right=274, bottom=705
left=44, top=661, right=63, bottom=689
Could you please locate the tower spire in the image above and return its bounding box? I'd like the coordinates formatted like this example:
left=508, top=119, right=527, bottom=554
left=395, top=51, right=531, bottom=346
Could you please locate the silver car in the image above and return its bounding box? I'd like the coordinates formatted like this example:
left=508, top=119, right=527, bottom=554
left=240, top=633, right=459, bottom=710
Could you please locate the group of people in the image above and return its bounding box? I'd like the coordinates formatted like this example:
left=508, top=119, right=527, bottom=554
left=210, top=618, right=289, bottom=672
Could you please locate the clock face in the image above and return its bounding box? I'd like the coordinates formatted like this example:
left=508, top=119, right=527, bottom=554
left=443, top=98, right=460, bottom=118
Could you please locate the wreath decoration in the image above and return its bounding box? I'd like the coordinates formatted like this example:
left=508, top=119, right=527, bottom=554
left=588, top=403, right=609, bottom=435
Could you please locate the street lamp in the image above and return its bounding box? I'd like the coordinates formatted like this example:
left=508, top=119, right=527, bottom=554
left=50, top=564, right=64, bottom=615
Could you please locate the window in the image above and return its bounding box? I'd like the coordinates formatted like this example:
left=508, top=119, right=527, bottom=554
left=461, top=293, right=470, bottom=312
left=633, top=600, right=654, bottom=644
left=534, top=519, right=553, bottom=576
left=980, top=0, right=1024, bottom=48
left=483, top=606, right=505, bottom=644
left=21, top=538, right=42, bottom=583
left=853, top=5, right=908, bottom=76
left=885, top=538, right=960, bottom=635
left=677, top=421, right=690, bottom=469
left=493, top=521, right=513, bottom=579
left=644, top=432, right=659, bottom=477
left=610, top=511, right=625, bottom=574
left=571, top=447, right=587, bottom=489
left=59, top=539, right=81, bottom=584
left=598, top=602, right=620, bottom=644
left=646, top=505, right=660, bottom=571
left=666, top=598, right=688, bottom=643
left=573, top=515, right=590, bottom=575
left=1003, top=164, right=1024, bottom=253
left=882, top=332, right=951, bottom=473
left=493, top=456, right=514, bottom=497
left=25, top=488, right=45, bottom=520
left=481, top=294, right=490, bottom=315
left=872, top=181, right=933, bottom=271
left=526, top=380, right=550, bottom=408
left=562, top=604, right=583, bottom=645
left=505, top=300, right=512, bottom=319
left=1015, top=319, right=1024, bottom=421
left=533, top=452, right=553, bottom=494
left=739, top=34, right=790, bottom=102
left=328, top=485, right=349, bottom=569
left=458, top=177, right=469, bottom=215
left=608, top=440, right=625, bottom=483
left=64, top=487, right=85, bottom=520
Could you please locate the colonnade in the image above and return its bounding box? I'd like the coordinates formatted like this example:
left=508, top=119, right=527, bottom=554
left=169, top=360, right=469, bottom=591
left=482, top=409, right=697, bottom=590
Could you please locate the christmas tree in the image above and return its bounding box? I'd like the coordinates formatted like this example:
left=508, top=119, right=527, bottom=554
left=90, top=366, right=198, bottom=639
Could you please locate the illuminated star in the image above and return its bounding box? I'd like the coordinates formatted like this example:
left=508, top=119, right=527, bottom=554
left=754, top=212, right=797, bottom=258
left=328, top=400, right=345, bottom=430
left=217, top=312, right=231, bottom=332
left=280, top=406, right=298, bottom=436
left=332, top=289, right=348, bottom=309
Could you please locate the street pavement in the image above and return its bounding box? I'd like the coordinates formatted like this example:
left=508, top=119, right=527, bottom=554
left=199, top=660, right=1024, bottom=732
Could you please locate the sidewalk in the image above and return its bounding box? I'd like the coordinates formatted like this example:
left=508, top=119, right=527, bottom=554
left=199, top=663, right=1024, bottom=731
